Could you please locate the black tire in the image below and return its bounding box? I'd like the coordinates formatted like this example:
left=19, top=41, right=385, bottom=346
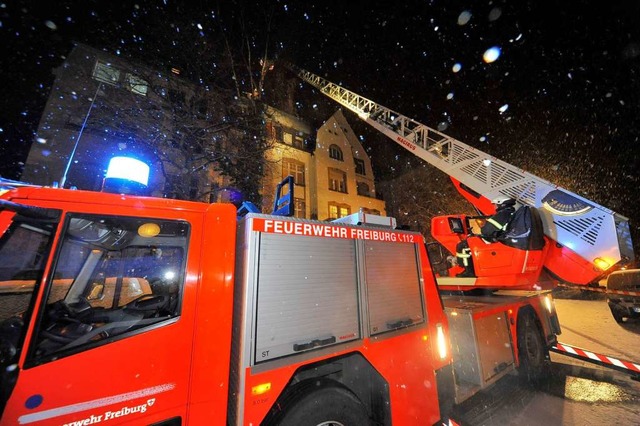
left=275, top=384, right=370, bottom=426
left=609, top=305, right=625, bottom=323
left=517, top=309, right=547, bottom=384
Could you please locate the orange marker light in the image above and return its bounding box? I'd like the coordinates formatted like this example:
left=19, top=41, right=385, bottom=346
left=251, top=382, right=271, bottom=396
left=594, top=257, right=611, bottom=271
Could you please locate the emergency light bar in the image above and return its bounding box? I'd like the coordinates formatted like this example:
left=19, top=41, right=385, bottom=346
left=102, top=156, right=150, bottom=195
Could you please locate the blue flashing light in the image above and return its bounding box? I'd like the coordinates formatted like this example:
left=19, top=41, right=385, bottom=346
left=105, top=157, right=150, bottom=186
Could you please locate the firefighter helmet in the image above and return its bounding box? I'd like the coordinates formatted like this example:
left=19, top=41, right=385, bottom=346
left=491, top=195, right=516, bottom=208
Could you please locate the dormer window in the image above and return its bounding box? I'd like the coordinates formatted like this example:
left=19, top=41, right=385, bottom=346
left=329, top=144, right=343, bottom=161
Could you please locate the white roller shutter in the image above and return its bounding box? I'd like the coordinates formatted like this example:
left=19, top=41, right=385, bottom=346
left=255, top=233, right=360, bottom=362
left=364, top=240, right=424, bottom=335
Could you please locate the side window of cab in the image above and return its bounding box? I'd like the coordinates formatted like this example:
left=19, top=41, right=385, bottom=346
left=30, top=214, right=189, bottom=364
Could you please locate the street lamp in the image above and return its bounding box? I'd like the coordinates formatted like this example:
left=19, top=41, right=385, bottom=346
left=59, top=82, right=103, bottom=188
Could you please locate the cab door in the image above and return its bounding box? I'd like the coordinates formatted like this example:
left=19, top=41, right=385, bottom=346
left=1, top=207, right=206, bottom=426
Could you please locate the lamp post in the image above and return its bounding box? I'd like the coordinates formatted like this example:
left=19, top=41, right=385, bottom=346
left=59, top=82, right=103, bottom=188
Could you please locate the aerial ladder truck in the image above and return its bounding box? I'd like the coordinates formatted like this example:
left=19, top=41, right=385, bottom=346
left=0, top=167, right=567, bottom=426
left=286, top=64, right=634, bottom=289
left=0, top=67, right=634, bottom=426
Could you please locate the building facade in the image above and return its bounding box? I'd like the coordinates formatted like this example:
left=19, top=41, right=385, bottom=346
left=21, top=43, right=385, bottom=219
left=21, top=43, right=218, bottom=200
left=262, top=107, right=386, bottom=220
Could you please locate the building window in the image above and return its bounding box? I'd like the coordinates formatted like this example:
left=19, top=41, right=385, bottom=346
left=329, top=144, right=343, bottom=161
left=267, top=122, right=308, bottom=150
left=362, top=208, right=381, bottom=215
left=125, top=73, right=148, bottom=96
left=328, top=168, right=347, bottom=193
left=354, top=158, right=366, bottom=175
left=283, top=158, right=305, bottom=186
left=283, top=132, right=293, bottom=144
left=357, top=181, right=371, bottom=197
left=266, top=122, right=276, bottom=139
left=92, top=61, right=120, bottom=85
left=328, top=202, right=351, bottom=219
left=294, top=197, right=306, bottom=218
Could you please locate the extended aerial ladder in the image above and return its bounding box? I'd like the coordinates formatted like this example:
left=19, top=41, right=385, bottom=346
left=286, top=64, right=634, bottom=286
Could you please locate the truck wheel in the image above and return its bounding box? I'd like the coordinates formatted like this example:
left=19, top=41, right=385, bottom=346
left=609, top=305, right=625, bottom=323
left=517, top=310, right=547, bottom=384
left=275, top=384, right=370, bottom=426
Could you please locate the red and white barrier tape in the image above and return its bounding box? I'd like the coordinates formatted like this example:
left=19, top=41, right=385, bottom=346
left=557, top=283, right=640, bottom=297
left=552, top=342, right=640, bottom=377
left=607, top=289, right=640, bottom=297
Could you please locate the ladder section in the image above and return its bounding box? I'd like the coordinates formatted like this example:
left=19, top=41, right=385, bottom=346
left=288, top=64, right=633, bottom=275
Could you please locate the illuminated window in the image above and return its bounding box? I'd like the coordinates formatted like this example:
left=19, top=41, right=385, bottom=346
left=328, top=168, right=347, bottom=193
left=283, top=158, right=305, bottom=186
left=328, top=202, right=351, bottom=219
left=125, top=73, right=148, bottom=96
left=329, top=144, right=343, bottom=161
left=92, top=61, right=120, bottom=85
left=354, top=158, right=366, bottom=175
left=283, top=132, right=293, bottom=144
left=294, top=197, right=306, bottom=218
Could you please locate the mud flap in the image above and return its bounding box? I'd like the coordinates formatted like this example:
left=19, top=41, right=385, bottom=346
left=435, top=363, right=455, bottom=423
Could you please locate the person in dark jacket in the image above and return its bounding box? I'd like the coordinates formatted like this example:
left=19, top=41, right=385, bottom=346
left=455, top=196, right=517, bottom=277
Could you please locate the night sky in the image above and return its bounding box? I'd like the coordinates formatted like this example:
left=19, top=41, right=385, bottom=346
left=1, top=1, right=639, bottom=236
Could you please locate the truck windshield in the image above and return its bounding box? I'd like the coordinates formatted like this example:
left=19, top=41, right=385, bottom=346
left=30, top=214, right=189, bottom=363
left=0, top=211, right=59, bottom=372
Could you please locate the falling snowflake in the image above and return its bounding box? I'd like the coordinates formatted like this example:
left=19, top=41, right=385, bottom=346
left=483, top=47, right=501, bottom=63
left=457, top=11, right=472, bottom=26
left=488, top=8, right=502, bottom=22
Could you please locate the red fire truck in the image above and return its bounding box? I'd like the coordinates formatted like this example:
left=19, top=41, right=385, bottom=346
left=0, top=180, right=560, bottom=425
left=0, top=66, right=631, bottom=425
